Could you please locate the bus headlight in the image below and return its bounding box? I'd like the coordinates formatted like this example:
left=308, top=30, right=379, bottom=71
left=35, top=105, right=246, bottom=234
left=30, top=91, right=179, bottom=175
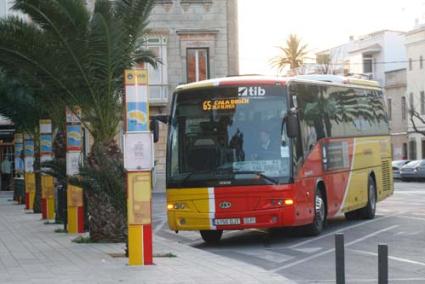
left=168, top=202, right=187, bottom=210
left=270, top=199, right=284, bottom=207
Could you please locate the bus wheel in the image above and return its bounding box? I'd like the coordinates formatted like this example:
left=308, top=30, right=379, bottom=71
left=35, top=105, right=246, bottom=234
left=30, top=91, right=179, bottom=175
left=200, top=230, right=223, bottom=244
left=304, top=189, right=326, bottom=236
left=360, top=176, right=376, bottom=219
left=344, top=210, right=360, bottom=220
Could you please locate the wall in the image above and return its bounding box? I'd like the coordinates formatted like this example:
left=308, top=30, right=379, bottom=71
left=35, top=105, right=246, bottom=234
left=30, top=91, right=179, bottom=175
left=385, top=69, right=408, bottom=160
left=406, top=26, right=425, bottom=159
left=383, top=32, right=407, bottom=73
left=148, top=0, right=239, bottom=180
left=319, top=31, right=407, bottom=88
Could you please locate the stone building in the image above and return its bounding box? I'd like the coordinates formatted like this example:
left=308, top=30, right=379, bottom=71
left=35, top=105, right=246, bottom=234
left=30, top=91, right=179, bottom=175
left=405, top=25, right=425, bottom=160
left=141, top=0, right=239, bottom=180
left=384, top=69, right=408, bottom=160
left=88, top=0, right=240, bottom=182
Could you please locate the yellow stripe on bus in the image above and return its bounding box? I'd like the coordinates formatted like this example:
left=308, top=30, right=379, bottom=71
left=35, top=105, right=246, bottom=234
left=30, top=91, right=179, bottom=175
left=342, top=136, right=393, bottom=212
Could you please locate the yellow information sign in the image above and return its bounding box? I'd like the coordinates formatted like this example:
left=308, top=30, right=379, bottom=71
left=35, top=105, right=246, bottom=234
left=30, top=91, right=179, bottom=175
left=42, top=176, right=55, bottom=199
left=125, top=70, right=148, bottom=85
left=67, top=185, right=83, bottom=207
left=127, top=172, right=151, bottom=225
left=202, top=98, right=250, bottom=111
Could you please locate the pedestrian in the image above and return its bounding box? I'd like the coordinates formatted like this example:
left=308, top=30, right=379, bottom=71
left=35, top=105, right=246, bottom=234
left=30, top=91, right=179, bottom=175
left=1, top=155, right=12, bottom=191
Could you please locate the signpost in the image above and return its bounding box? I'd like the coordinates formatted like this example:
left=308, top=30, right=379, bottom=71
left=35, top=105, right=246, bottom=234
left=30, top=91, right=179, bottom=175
left=66, top=107, right=84, bottom=233
left=23, top=133, right=35, bottom=210
left=40, top=119, right=55, bottom=220
left=124, top=69, right=153, bottom=266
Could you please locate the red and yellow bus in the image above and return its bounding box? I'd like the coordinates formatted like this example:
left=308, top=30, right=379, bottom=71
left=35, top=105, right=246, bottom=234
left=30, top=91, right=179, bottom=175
left=166, top=75, right=393, bottom=243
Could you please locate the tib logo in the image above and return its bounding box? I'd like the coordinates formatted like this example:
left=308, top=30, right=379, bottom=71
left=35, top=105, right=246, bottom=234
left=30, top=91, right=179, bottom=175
left=238, top=86, right=266, bottom=97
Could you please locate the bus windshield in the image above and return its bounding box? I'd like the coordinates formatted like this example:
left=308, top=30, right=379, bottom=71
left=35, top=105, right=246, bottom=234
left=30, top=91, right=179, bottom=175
left=167, top=85, right=291, bottom=187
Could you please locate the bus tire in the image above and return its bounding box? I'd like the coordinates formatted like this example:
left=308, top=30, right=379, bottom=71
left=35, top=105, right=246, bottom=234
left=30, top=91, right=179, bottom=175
left=200, top=230, right=223, bottom=244
left=344, top=209, right=362, bottom=220
left=360, top=176, right=377, bottom=219
left=304, top=189, right=326, bottom=236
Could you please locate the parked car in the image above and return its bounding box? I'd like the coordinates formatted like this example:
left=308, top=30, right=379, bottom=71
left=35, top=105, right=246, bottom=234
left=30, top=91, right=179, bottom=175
left=392, top=160, right=410, bottom=179
left=400, top=160, right=425, bottom=181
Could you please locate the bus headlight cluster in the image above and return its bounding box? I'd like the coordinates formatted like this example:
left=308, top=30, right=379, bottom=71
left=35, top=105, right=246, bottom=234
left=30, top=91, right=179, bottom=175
left=270, top=199, right=284, bottom=206
left=270, top=199, right=293, bottom=207
left=169, top=202, right=186, bottom=210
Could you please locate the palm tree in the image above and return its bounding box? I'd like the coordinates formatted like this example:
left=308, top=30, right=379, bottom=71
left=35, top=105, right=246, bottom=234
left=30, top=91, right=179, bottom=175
left=271, top=34, right=308, bottom=73
left=0, top=72, right=49, bottom=214
left=0, top=0, right=157, bottom=241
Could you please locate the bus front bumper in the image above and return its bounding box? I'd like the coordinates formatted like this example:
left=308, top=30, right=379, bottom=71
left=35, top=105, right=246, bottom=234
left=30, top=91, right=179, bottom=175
left=167, top=207, right=295, bottom=231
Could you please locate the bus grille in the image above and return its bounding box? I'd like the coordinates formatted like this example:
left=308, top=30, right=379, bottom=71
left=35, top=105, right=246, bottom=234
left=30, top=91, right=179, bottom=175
left=381, top=160, right=391, bottom=191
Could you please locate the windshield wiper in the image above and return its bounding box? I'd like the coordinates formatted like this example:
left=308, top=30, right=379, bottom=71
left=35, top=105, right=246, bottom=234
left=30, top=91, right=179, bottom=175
left=180, top=170, right=222, bottom=184
left=231, top=170, right=279, bottom=185
left=179, top=169, right=279, bottom=185
left=181, top=172, right=195, bottom=184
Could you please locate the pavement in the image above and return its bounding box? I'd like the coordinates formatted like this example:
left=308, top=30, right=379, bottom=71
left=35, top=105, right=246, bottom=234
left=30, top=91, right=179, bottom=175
left=153, top=181, right=425, bottom=283
left=153, top=174, right=166, bottom=193
left=0, top=191, right=293, bottom=284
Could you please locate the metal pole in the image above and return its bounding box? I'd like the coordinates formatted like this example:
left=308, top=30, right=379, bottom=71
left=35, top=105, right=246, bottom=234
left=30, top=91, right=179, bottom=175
left=378, top=244, right=388, bottom=284
left=335, top=233, right=345, bottom=284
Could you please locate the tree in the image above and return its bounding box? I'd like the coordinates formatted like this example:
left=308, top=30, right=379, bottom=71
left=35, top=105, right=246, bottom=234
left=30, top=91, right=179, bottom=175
left=316, top=53, right=331, bottom=74
left=409, top=109, right=425, bottom=137
left=0, top=0, right=157, bottom=241
left=0, top=72, right=48, bottom=213
left=271, top=34, right=308, bottom=73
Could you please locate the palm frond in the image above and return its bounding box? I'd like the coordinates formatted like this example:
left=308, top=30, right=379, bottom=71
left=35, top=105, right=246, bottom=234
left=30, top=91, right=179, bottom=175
left=271, top=34, right=308, bottom=72
left=41, top=158, right=67, bottom=186
left=0, top=72, right=43, bottom=133
left=1, top=0, right=157, bottom=145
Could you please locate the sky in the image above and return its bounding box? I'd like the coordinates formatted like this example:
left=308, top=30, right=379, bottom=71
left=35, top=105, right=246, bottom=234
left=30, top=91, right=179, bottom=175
left=238, top=0, right=425, bottom=75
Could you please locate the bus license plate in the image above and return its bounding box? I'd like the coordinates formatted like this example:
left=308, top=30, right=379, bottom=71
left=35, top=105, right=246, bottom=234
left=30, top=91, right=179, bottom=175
left=214, top=218, right=240, bottom=225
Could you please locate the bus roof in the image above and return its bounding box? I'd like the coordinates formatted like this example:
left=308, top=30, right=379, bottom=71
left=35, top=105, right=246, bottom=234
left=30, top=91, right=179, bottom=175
left=175, top=75, right=381, bottom=92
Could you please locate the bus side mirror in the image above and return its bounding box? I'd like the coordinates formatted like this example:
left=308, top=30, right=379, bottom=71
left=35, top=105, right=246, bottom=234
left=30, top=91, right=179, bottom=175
left=286, top=111, right=299, bottom=138
left=150, top=119, right=160, bottom=143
